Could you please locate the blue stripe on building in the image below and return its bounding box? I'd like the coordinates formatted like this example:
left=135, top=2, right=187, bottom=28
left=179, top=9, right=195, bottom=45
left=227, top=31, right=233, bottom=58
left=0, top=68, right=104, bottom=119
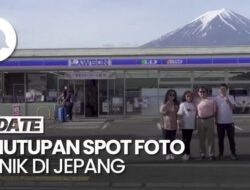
left=0, top=56, right=250, bottom=67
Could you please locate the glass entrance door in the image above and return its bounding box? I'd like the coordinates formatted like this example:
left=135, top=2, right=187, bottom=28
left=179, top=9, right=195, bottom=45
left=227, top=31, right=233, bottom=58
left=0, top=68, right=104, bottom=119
left=108, top=79, right=124, bottom=115
left=58, top=78, right=116, bottom=118
left=99, top=80, right=108, bottom=116
left=85, top=80, right=98, bottom=117
left=74, top=80, right=85, bottom=117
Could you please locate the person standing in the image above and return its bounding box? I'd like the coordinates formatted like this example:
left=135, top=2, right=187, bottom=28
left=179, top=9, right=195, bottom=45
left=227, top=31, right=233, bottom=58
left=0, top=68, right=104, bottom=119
left=63, top=86, right=68, bottom=99
left=196, top=87, right=216, bottom=160
left=214, top=83, right=238, bottom=160
left=64, top=89, right=74, bottom=121
left=160, top=89, right=179, bottom=160
left=62, top=86, right=68, bottom=118
left=177, top=91, right=196, bottom=161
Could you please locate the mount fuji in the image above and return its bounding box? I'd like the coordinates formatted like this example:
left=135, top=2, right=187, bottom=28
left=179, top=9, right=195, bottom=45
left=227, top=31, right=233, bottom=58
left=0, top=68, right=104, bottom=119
left=142, top=9, right=250, bottom=47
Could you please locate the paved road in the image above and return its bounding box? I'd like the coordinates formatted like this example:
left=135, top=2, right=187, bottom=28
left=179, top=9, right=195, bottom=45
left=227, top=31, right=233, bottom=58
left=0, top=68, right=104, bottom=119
left=1, top=117, right=250, bottom=189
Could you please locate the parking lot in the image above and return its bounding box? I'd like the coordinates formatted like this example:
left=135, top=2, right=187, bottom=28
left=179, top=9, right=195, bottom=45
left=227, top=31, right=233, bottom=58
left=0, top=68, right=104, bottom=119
left=1, top=116, right=250, bottom=189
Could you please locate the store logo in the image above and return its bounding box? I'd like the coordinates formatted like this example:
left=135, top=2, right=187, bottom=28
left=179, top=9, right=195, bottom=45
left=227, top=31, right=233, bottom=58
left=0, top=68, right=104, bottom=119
left=165, top=59, right=184, bottom=64
left=68, top=58, right=111, bottom=66
left=0, top=18, right=17, bottom=62
left=140, top=59, right=159, bottom=65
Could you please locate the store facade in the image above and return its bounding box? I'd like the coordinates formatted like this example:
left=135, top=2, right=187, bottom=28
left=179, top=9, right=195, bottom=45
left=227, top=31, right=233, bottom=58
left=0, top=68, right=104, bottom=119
left=1, top=47, right=250, bottom=119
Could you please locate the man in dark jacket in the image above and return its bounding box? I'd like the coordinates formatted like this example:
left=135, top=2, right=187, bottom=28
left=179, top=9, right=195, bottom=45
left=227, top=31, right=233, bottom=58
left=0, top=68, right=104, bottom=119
left=64, top=89, right=74, bottom=121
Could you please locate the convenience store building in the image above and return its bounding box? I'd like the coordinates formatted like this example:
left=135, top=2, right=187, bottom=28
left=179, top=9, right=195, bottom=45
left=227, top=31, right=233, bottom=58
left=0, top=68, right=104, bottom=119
left=1, top=47, right=250, bottom=119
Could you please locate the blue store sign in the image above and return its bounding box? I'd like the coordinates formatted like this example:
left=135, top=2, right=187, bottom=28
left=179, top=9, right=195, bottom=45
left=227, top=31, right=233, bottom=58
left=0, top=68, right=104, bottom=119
left=0, top=56, right=250, bottom=68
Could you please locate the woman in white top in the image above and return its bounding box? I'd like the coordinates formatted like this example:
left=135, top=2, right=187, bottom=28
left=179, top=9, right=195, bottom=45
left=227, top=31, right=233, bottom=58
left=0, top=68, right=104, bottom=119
left=177, top=91, right=197, bottom=160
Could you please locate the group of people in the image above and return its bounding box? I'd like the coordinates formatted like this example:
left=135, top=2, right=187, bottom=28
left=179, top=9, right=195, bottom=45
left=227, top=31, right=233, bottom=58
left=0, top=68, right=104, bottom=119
left=58, top=86, right=75, bottom=121
left=160, top=83, right=238, bottom=161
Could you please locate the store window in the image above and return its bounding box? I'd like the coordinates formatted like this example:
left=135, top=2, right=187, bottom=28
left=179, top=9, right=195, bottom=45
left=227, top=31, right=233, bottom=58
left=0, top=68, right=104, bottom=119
left=229, top=84, right=249, bottom=114
left=193, top=71, right=226, bottom=97
left=193, top=84, right=219, bottom=97
left=194, top=71, right=225, bottom=81
left=74, top=80, right=85, bottom=116
left=99, top=80, right=108, bottom=115
left=159, top=71, right=192, bottom=114
left=3, top=73, right=25, bottom=103
left=125, top=70, right=158, bottom=115
left=228, top=71, right=250, bottom=81
left=228, top=70, right=250, bottom=114
left=159, top=84, right=192, bottom=104
left=108, top=71, right=125, bottom=115
left=160, top=71, right=191, bottom=82
left=26, top=73, right=58, bottom=103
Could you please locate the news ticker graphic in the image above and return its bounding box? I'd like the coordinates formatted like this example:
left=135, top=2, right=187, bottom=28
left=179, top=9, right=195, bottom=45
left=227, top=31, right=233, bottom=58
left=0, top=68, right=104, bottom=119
left=0, top=116, right=185, bottom=175
left=0, top=139, right=185, bottom=175
left=0, top=116, right=44, bottom=134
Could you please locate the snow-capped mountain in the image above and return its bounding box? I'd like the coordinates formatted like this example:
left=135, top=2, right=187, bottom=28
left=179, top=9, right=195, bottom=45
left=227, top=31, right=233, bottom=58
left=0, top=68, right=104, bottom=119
left=142, top=9, right=250, bottom=47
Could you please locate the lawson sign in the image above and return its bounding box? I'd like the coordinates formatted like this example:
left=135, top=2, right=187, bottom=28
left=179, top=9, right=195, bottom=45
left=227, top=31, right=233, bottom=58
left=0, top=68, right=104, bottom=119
left=68, top=58, right=111, bottom=66
left=1, top=56, right=250, bottom=68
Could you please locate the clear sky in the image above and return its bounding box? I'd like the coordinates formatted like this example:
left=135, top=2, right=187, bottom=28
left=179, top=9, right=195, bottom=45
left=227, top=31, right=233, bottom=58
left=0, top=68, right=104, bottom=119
left=0, top=0, right=249, bottom=49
